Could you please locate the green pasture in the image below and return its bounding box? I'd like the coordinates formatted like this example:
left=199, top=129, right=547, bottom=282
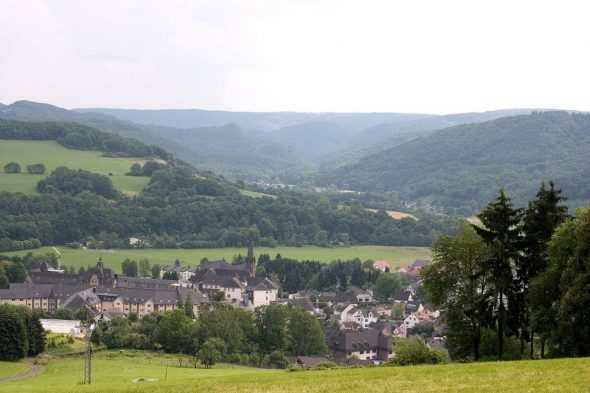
left=238, top=189, right=277, bottom=199
left=10, top=245, right=431, bottom=273
left=0, top=351, right=588, bottom=393
left=0, top=140, right=150, bottom=195
left=0, top=361, right=28, bottom=379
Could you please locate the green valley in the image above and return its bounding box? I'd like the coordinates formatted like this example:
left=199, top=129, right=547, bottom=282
left=9, top=245, right=431, bottom=272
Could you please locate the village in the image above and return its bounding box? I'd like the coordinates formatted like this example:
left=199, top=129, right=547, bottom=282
left=0, top=245, right=441, bottom=366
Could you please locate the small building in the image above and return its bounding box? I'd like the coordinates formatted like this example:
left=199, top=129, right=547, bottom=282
left=373, top=260, right=391, bottom=272
left=326, top=328, right=392, bottom=361
left=159, top=265, right=195, bottom=281
left=340, top=304, right=378, bottom=329
left=39, top=319, right=82, bottom=337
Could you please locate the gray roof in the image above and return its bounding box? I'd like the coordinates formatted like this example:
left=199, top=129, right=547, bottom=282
left=326, top=328, right=391, bottom=352
left=411, top=259, right=431, bottom=268
left=160, top=265, right=193, bottom=273
left=286, top=298, right=315, bottom=312
left=246, top=277, right=279, bottom=291
left=393, top=290, right=413, bottom=301
left=116, top=276, right=178, bottom=289
left=0, top=283, right=55, bottom=299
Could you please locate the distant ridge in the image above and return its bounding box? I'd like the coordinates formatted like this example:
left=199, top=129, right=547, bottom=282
left=317, top=111, right=590, bottom=213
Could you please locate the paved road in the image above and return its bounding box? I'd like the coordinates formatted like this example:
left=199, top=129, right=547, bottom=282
left=0, top=360, right=42, bottom=383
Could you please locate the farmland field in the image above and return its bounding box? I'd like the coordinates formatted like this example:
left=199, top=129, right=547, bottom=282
left=0, top=140, right=150, bottom=195
left=238, top=189, right=278, bottom=199
left=366, top=208, right=418, bottom=220
left=0, top=351, right=588, bottom=393
left=11, top=245, right=431, bottom=273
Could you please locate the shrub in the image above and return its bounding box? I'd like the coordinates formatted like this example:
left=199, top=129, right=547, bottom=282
left=4, top=162, right=21, bottom=173
left=391, top=338, right=447, bottom=366
left=263, top=350, right=290, bottom=369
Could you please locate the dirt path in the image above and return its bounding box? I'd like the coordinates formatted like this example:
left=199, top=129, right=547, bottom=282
left=0, top=360, right=42, bottom=383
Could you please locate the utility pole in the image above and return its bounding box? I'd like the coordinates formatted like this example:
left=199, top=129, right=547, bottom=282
left=82, top=321, right=94, bottom=384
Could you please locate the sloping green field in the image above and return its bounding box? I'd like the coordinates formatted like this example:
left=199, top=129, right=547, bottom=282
left=0, top=351, right=588, bottom=393
left=11, top=245, right=430, bottom=273
left=0, top=361, right=28, bottom=379
left=0, top=140, right=150, bottom=195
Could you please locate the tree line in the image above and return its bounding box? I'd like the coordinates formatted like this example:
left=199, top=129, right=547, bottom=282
left=90, top=303, right=326, bottom=368
left=0, top=165, right=454, bottom=251
left=257, top=254, right=401, bottom=298
left=0, top=305, right=46, bottom=360
left=0, top=119, right=171, bottom=160
left=422, top=182, right=590, bottom=361
left=4, top=162, right=46, bottom=174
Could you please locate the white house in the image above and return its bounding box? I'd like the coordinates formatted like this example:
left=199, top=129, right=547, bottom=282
left=403, top=314, right=420, bottom=329
left=340, top=304, right=378, bottom=329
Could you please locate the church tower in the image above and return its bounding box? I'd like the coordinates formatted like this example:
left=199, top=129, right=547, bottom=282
left=245, top=241, right=256, bottom=277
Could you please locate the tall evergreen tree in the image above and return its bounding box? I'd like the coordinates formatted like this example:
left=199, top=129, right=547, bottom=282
left=519, top=181, right=568, bottom=357
left=0, top=306, right=28, bottom=360
left=27, top=314, right=46, bottom=356
left=472, top=188, right=522, bottom=360
left=185, top=293, right=195, bottom=319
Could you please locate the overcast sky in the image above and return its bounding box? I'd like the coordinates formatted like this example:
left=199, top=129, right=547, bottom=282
left=1, top=0, right=590, bottom=113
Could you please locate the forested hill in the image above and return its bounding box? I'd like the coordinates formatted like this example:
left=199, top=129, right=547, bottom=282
left=74, top=107, right=432, bottom=132
left=0, top=101, right=311, bottom=179
left=134, top=123, right=312, bottom=179
left=0, top=119, right=456, bottom=251
left=317, top=111, right=590, bottom=214
left=0, top=119, right=170, bottom=159
left=0, top=100, right=197, bottom=165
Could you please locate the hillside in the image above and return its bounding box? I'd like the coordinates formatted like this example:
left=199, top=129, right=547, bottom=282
left=148, top=123, right=312, bottom=178
left=75, top=107, right=432, bottom=132
left=268, top=121, right=355, bottom=159
left=321, top=109, right=538, bottom=168
left=0, top=101, right=311, bottom=179
left=3, top=101, right=545, bottom=181
left=0, top=101, right=200, bottom=166
left=0, top=140, right=149, bottom=195
left=317, top=111, right=590, bottom=213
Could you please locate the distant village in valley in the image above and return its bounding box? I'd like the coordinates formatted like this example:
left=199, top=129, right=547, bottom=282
left=0, top=244, right=440, bottom=366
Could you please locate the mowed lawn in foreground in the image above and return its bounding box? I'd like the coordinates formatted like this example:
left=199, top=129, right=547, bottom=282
left=11, top=246, right=431, bottom=273
left=0, top=140, right=150, bottom=195
left=0, top=352, right=588, bottom=393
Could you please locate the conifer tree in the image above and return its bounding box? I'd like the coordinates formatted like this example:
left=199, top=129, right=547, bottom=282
left=472, top=188, right=522, bottom=360
left=185, top=293, right=195, bottom=319
left=520, top=181, right=568, bottom=357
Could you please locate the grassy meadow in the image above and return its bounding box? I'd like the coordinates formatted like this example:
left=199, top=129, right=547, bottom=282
left=0, top=351, right=588, bottom=393
left=0, top=361, right=29, bottom=379
left=10, top=245, right=431, bottom=273
left=0, top=140, right=150, bottom=195
left=238, top=189, right=278, bottom=199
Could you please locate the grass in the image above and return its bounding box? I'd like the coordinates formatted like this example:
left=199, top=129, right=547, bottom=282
left=0, top=361, right=29, bottom=379
left=0, top=351, right=588, bottom=392
left=238, top=189, right=278, bottom=199
left=0, top=140, right=150, bottom=194
left=10, top=245, right=431, bottom=273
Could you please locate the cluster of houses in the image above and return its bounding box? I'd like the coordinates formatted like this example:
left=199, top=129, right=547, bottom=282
left=0, top=245, right=279, bottom=321
left=0, top=251, right=443, bottom=364
left=281, top=259, right=443, bottom=364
